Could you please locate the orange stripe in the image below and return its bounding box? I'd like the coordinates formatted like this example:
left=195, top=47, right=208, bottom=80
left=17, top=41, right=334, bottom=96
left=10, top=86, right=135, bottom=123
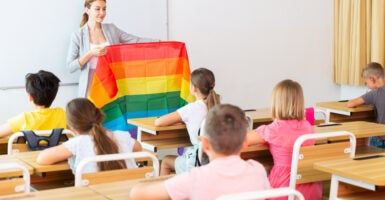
left=110, top=58, right=189, bottom=79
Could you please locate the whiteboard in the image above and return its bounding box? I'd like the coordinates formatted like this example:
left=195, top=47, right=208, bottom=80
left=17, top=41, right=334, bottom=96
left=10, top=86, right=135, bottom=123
left=0, top=0, right=167, bottom=89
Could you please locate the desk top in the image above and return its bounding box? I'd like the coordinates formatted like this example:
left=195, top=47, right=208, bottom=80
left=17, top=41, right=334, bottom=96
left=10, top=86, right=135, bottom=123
left=245, top=108, right=272, bottom=123
left=0, top=136, right=8, bottom=145
left=314, top=121, right=385, bottom=141
left=13, top=151, right=70, bottom=173
left=316, top=101, right=374, bottom=112
left=0, top=155, right=34, bottom=178
left=128, top=108, right=273, bottom=131
left=128, top=117, right=187, bottom=132
left=0, top=186, right=107, bottom=200
left=88, top=175, right=173, bottom=200
left=314, top=153, right=385, bottom=186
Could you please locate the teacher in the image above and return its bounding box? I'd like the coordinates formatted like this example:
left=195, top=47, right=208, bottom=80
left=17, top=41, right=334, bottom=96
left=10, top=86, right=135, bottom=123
left=66, top=0, right=158, bottom=97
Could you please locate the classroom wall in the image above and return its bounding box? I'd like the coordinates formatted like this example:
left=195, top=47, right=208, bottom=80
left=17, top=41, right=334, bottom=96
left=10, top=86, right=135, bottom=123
left=168, top=0, right=341, bottom=109
left=0, top=0, right=365, bottom=123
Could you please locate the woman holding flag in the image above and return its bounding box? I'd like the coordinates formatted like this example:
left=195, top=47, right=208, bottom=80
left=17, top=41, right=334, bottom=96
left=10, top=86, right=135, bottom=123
left=66, top=0, right=157, bottom=97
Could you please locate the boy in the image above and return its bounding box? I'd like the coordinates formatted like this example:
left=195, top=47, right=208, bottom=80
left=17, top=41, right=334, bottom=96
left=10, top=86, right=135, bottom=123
left=347, top=62, right=385, bottom=147
left=130, top=104, right=270, bottom=200
left=0, top=70, right=66, bottom=138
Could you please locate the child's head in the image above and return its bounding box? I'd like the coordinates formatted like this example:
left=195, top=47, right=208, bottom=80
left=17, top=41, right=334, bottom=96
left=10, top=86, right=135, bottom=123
left=361, top=62, right=385, bottom=89
left=204, top=104, right=248, bottom=155
left=25, top=70, right=60, bottom=108
left=66, top=98, right=126, bottom=171
left=271, top=79, right=304, bottom=120
left=191, top=68, right=221, bottom=109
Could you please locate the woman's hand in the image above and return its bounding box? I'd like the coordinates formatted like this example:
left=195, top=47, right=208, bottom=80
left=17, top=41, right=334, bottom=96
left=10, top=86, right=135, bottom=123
left=91, top=46, right=108, bottom=56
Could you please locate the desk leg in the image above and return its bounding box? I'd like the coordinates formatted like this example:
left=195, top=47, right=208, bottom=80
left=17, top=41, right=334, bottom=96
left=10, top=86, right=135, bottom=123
left=329, top=174, right=376, bottom=199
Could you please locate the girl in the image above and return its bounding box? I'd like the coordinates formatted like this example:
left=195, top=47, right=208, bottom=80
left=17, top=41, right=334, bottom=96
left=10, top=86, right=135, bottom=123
left=37, top=98, right=142, bottom=174
left=67, top=0, right=157, bottom=97
left=156, top=68, right=221, bottom=175
left=247, top=79, right=322, bottom=200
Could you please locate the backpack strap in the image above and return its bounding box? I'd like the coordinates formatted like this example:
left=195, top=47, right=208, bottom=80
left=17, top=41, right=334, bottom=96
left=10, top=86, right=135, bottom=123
left=21, top=128, right=64, bottom=151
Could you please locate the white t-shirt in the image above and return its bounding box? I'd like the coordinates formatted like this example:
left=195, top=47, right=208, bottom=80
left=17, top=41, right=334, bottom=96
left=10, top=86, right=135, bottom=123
left=63, top=130, right=137, bottom=174
left=177, top=100, right=207, bottom=145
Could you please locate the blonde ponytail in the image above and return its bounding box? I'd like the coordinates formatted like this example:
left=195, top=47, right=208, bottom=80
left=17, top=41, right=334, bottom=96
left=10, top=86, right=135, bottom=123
left=80, top=13, right=88, bottom=27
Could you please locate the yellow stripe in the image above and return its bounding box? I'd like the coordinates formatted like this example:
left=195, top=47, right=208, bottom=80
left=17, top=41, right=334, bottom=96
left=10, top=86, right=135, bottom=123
left=116, top=75, right=183, bottom=96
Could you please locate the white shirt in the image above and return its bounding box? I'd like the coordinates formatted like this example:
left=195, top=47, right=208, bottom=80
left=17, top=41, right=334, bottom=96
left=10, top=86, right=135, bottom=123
left=63, top=130, right=137, bottom=174
left=177, top=100, right=207, bottom=145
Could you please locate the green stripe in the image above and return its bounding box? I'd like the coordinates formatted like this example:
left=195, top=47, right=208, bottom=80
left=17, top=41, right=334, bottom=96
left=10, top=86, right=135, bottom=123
left=101, top=91, right=188, bottom=123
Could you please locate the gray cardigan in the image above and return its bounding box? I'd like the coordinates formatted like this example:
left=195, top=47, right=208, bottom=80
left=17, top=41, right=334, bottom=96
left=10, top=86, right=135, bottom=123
left=66, top=23, right=156, bottom=97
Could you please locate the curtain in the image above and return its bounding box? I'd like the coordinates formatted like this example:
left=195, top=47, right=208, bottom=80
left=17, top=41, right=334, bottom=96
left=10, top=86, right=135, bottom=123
left=333, top=0, right=385, bottom=85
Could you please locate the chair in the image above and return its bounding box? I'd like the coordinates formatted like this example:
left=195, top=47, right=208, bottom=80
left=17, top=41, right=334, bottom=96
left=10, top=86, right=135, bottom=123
left=289, top=131, right=356, bottom=200
left=306, top=107, right=329, bottom=125
left=7, top=129, right=76, bottom=155
left=75, top=151, right=159, bottom=187
left=0, top=162, right=30, bottom=195
left=216, top=187, right=305, bottom=200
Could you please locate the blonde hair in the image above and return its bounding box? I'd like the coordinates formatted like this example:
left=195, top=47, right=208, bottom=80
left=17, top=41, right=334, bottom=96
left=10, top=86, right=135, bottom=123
left=362, top=62, right=385, bottom=79
left=271, top=79, right=305, bottom=120
left=80, top=0, right=106, bottom=27
left=190, top=68, right=221, bottom=110
left=66, top=98, right=126, bottom=171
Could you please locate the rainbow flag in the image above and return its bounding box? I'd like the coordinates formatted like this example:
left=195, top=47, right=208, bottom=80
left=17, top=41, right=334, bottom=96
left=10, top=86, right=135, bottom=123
left=89, top=42, right=195, bottom=136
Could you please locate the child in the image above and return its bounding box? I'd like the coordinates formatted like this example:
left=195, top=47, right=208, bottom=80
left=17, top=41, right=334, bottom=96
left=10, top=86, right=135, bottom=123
left=36, top=98, right=142, bottom=174
left=130, top=104, right=270, bottom=200
left=247, top=79, right=322, bottom=200
left=347, top=62, right=385, bottom=147
left=155, top=67, right=220, bottom=175
left=0, top=70, right=66, bottom=138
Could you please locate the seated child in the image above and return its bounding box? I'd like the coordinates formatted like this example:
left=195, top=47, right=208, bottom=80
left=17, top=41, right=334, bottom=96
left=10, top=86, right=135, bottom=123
left=130, top=104, right=270, bottom=200
left=347, top=62, right=385, bottom=147
left=155, top=68, right=221, bottom=175
left=247, top=79, right=322, bottom=200
left=0, top=70, right=66, bottom=138
left=36, top=98, right=142, bottom=174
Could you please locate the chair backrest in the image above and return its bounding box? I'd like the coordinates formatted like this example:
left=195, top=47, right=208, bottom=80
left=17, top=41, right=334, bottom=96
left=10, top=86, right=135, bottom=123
left=289, top=131, right=356, bottom=200
left=216, top=187, right=305, bottom=200
left=75, top=151, right=159, bottom=187
left=7, top=129, right=75, bottom=155
left=0, top=162, right=30, bottom=195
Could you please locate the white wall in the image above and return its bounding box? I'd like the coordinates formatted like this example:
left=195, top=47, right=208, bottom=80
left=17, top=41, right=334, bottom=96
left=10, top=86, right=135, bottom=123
left=0, top=0, right=346, bottom=123
left=168, top=0, right=340, bottom=109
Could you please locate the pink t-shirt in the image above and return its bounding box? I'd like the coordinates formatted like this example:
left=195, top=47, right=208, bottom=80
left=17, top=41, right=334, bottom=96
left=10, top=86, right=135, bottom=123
left=165, top=155, right=270, bottom=200
left=257, top=119, right=322, bottom=200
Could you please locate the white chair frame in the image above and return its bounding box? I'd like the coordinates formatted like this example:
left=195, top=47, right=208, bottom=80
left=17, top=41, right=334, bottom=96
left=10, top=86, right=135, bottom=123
left=216, top=187, right=305, bottom=200
left=7, top=129, right=76, bottom=155
left=74, top=151, right=159, bottom=187
left=0, top=162, right=30, bottom=193
left=289, top=131, right=356, bottom=200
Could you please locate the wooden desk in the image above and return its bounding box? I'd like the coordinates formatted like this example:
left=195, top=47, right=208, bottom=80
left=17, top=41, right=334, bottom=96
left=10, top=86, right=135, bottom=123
left=245, top=108, right=273, bottom=128
left=88, top=175, right=173, bottom=200
left=13, top=151, right=70, bottom=173
left=128, top=117, right=191, bottom=152
left=316, top=101, right=375, bottom=123
left=314, top=153, right=385, bottom=198
left=0, top=136, right=9, bottom=154
left=0, top=154, right=33, bottom=178
left=0, top=186, right=107, bottom=200
left=128, top=111, right=273, bottom=152
left=314, top=121, right=385, bottom=142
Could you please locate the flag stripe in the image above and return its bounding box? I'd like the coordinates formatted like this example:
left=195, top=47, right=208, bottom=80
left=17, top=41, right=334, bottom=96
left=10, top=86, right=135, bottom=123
left=107, top=42, right=188, bottom=62
left=111, top=58, right=190, bottom=79
left=101, top=92, right=188, bottom=123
